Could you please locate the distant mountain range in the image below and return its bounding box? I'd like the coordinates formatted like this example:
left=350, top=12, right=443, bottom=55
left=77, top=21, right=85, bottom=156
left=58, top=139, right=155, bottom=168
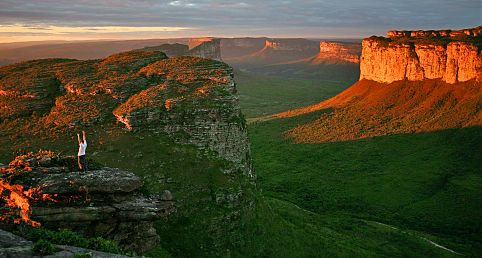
left=0, top=37, right=362, bottom=83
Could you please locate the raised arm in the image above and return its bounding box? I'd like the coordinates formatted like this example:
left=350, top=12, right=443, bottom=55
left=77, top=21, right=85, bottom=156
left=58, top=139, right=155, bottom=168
left=82, top=130, right=87, bottom=144
left=77, top=133, right=81, bottom=145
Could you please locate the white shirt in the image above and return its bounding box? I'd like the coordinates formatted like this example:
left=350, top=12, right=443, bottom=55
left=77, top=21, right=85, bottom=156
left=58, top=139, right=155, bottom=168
left=78, top=141, right=87, bottom=156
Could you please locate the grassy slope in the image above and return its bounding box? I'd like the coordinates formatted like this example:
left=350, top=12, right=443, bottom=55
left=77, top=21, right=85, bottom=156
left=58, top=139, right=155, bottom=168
left=235, top=70, right=350, bottom=118
left=236, top=72, right=482, bottom=257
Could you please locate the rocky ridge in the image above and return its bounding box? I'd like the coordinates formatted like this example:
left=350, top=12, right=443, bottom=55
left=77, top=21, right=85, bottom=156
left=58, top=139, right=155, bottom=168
left=360, top=26, right=482, bottom=84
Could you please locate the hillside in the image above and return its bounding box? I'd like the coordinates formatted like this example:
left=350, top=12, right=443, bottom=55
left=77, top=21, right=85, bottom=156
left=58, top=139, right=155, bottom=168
left=0, top=50, right=255, bottom=257
left=283, top=79, right=481, bottom=142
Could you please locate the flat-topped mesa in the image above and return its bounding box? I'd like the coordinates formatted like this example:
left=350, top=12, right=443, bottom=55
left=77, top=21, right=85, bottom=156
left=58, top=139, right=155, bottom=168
left=186, top=38, right=222, bottom=60
left=360, top=27, right=482, bottom=84
left=316, top=41, right=361, bottom=64
left=263, top=39, right=319, bottom=51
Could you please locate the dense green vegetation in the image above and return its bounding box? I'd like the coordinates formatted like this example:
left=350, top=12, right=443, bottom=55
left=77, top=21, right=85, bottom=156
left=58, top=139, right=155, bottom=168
left=18, top=227, right=123, bottom=255
left=234, top=73, right=482, bottom=257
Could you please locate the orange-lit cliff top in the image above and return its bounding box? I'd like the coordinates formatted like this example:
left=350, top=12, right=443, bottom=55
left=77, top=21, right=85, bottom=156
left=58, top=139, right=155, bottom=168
left=367, top=26, right=482, bottom=45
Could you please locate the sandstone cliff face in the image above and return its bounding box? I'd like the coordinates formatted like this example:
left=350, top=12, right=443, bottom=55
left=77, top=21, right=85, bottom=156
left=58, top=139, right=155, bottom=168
left=360, top=27, right=482, bottom=84
left=314, top=41, right=361, bottom=64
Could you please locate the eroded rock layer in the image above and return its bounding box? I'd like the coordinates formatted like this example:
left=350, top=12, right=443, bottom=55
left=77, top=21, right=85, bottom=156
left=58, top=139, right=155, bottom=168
left=360, top=26, right=482, bottom=84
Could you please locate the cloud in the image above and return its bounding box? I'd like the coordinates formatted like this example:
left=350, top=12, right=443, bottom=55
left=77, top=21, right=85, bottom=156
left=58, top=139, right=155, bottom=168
left=169, top=1, right=197, bottom=7
left=0, top=0, right=479, bottom=41
left=0, top=24, right=189, bottom=35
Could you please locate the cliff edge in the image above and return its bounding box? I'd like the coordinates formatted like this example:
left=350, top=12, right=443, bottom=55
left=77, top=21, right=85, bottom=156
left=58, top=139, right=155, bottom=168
left=360, top=26, right=482, bottom=84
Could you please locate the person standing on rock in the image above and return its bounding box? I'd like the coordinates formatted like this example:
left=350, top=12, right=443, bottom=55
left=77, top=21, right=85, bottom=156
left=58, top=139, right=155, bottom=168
left=77, top=130, right=88, bottom=171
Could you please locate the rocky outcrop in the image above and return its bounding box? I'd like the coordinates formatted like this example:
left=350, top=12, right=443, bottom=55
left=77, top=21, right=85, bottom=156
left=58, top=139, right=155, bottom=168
left=112, top=57, right=252, bottom=174
left=360, top=27, right=482, bottom=84
left=187, top=38, right=222, bottom=60
left=0, top=152, right=174, bottom=253
left=313, top=41, right=361, bottom=64
left=0, top=229, right=129, bottom=258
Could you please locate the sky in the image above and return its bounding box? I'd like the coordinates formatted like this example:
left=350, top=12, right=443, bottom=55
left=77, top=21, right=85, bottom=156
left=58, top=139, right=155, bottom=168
left=0, top=0, right=480, bottom=42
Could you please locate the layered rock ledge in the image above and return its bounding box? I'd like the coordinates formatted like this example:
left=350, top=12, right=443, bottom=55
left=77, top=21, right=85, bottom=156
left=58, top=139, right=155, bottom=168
left=0, top=151, right=174, bottom=253
left=360, top=26, right=482, bottom=84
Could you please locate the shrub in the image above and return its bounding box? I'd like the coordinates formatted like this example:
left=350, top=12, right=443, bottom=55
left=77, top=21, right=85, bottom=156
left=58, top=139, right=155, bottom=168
left=20, top=228, right=123, bottom=254
left=73, top=253, right=92, bottom=258
left=32, top=239, right=56, bottom=255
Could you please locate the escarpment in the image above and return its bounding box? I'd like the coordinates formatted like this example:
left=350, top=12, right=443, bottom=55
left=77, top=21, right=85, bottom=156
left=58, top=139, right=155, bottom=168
left=360, top=26, right=482, bottom=84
